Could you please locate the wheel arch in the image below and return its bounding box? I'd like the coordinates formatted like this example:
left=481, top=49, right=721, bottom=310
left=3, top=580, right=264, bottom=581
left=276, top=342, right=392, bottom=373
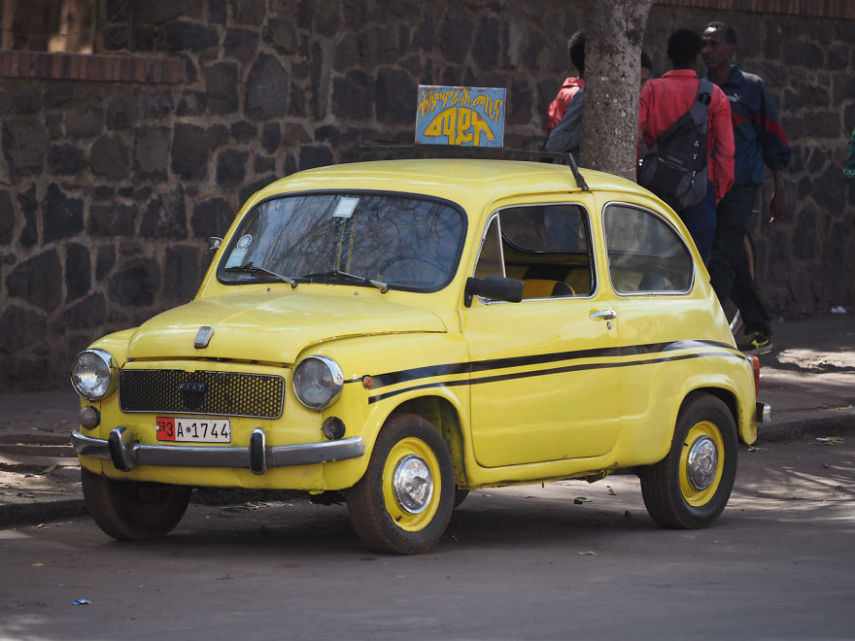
left=680, top=387, right=743, bottom=441
left=387, top=395, right=468, bottom=487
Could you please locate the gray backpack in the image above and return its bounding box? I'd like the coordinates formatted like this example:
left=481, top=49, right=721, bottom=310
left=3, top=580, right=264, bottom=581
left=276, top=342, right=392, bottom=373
left=639, top=80, right=713, bottom=211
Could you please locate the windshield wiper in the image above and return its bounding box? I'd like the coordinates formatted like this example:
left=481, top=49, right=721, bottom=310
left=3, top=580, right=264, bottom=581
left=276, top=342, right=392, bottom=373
left=224, top=262, right=297, bottom=288
left=301, top=269, right=388, bottom=293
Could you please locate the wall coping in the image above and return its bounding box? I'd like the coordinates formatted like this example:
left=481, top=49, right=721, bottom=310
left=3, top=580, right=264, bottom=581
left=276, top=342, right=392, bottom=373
left=657, top=0, right=855, bottom=19
left=0, top=50, right=186, bottom=84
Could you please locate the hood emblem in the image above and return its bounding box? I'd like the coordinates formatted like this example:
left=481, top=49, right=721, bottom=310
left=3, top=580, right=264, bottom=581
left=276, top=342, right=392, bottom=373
left=178, top=380, right=207, bottom=410
left=194, top=325, right=214, bottom=349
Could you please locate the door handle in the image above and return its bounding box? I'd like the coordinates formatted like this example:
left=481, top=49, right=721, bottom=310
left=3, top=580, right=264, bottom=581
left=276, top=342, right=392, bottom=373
left=590, top=309, right=617, bottom=321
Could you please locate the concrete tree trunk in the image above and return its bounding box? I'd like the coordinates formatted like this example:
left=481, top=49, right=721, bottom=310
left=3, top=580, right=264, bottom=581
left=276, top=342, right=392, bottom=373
left=579, top=0, right=652, bottom=180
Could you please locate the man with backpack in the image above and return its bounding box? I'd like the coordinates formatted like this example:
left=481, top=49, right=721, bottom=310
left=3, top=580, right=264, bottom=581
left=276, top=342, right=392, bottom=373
left=637, top=29, right=734, bottom=262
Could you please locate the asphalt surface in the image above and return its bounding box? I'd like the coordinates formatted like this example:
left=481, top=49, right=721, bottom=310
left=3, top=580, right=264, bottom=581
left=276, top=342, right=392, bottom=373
left=1, top=313, right=853, bottom=528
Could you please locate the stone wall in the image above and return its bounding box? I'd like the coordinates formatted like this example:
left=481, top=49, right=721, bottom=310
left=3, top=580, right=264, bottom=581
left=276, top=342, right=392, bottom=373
left=0, top=0, right=853, bottom=389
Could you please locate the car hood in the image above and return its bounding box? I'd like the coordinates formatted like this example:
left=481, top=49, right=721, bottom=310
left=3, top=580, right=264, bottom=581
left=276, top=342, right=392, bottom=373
left=126, top=290, right=447, bottom=365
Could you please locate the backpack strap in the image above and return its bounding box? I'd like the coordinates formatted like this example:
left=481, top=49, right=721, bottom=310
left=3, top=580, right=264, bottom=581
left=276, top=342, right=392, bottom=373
left=688, top=79, right=713, bottom=132
left=647, top=78, right=713, bottom=153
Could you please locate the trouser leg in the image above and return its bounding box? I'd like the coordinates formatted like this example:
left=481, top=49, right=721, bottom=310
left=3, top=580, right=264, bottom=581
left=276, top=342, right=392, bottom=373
left=678, top=181, right=716, bottom=263
left=708, top=185, right=771, bottom=335
left=709, top=186, right=754, bottom=304
left=729, top=253, right=771, bottom=335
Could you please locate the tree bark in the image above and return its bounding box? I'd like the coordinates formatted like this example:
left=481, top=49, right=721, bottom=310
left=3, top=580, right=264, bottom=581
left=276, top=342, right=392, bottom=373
left=579, top=0, right=652, bottom=181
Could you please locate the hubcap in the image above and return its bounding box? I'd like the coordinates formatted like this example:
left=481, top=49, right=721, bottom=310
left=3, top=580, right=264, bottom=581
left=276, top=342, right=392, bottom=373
left=687, top=436, right=718, bottom=491
left=393, top=454, right=433, bottom=514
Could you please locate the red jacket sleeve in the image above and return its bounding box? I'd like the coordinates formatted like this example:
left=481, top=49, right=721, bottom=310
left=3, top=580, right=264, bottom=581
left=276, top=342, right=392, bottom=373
left=709, top=86, right=735, bottom=202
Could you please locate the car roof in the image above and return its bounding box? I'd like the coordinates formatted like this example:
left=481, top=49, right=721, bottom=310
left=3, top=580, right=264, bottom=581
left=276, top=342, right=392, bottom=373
left=254, top=158, right=645, bottom=206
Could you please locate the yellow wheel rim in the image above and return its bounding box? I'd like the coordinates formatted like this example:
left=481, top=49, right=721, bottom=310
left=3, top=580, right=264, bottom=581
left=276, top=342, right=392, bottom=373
left=679, top=421, right=725, bottom=507
left=382, top=437, right=441, bottom=532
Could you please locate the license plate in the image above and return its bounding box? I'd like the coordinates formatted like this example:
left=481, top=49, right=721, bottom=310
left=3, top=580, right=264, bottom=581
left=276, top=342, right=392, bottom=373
left=156, top=417, right=231, bottom=443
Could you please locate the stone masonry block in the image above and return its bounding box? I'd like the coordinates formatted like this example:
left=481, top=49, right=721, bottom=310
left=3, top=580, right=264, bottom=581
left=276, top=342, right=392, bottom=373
left=245, top=54, right=289, bottom=120
left=44, top=183, right=84, bottom=244
left=2, top=119, right=49, bottom=176
left=5, top=250, right=62, bottom=312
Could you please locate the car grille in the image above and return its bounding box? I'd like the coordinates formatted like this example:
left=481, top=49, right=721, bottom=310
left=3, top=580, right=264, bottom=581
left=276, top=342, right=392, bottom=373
left=119, top=369, right=285, bottom=419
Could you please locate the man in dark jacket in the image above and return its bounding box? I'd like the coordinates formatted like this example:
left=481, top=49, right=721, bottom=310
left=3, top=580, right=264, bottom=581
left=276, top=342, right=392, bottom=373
left=703, top=21, right=790, bottom=353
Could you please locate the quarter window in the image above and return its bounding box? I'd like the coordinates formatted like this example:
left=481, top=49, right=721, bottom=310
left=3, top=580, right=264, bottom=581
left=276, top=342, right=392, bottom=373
left=603, top=204, right=693, bottom=294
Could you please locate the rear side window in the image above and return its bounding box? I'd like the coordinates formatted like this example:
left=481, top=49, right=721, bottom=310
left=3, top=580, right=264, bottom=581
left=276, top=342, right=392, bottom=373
left=603, top=204, right=693, bottom=294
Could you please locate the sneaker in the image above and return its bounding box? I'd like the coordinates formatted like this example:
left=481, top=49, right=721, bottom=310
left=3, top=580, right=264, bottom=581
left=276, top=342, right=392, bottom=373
left=738, top=330, right=772, bottom=354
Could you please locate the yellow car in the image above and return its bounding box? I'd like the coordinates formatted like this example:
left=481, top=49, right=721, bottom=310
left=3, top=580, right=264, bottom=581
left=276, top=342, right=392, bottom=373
left=70, top=158, right=765, bottom=554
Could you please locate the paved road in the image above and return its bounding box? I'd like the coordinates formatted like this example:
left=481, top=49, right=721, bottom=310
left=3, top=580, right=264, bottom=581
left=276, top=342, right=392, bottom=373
left=2, top=436, right=853, bottom=641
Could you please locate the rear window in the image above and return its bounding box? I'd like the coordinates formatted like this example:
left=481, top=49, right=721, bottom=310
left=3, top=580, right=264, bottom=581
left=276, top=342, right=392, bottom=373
left=603, top=204, right=693, bottom=294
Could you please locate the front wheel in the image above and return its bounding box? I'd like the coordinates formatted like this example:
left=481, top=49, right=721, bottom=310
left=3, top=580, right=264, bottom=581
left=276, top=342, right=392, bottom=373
left=640, top=395, right=737, bottom=529
left=347, top=413, right=455, bottom=554
left=81, top=468, right=191, bottom=541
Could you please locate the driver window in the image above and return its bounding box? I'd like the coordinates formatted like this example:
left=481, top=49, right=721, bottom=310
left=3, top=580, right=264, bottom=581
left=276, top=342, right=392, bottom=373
left=472, top=205, right=594, bottom=300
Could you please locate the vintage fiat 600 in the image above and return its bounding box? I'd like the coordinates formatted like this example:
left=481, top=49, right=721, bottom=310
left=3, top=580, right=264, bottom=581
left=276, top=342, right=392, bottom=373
left=71, top=158, right=765, bottom=554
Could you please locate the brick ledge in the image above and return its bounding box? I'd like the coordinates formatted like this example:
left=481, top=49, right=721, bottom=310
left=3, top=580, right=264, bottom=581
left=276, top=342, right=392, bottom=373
left=0, top=51, right=186, bottom=84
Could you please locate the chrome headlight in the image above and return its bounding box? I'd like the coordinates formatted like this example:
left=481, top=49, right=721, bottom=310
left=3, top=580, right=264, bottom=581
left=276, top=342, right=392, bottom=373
left=292, top=356, right=344, bottom=410
left=70, top=349, right=116, bottom=401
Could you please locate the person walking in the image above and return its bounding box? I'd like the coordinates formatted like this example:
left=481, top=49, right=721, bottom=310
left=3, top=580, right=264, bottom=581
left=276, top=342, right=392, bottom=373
left=546, top=31, right=586, bottom=135
left=543, top=31, right=586, bottom=158
left=545, top=33, right=652, bottom=161
left=702, top=21, right=790, bottom=353
left=638, top=29, right=734, bottom=262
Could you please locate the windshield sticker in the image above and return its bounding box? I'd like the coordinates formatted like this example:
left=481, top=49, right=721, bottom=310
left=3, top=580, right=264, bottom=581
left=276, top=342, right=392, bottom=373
left=333, top=197, right=359, bottom=219
left=416, top=85, right=506, bottom=148
left=225, top=234, right=252, bottom=267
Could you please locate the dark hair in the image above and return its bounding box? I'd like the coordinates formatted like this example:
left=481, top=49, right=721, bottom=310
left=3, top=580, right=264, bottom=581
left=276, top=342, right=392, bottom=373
left=568, top=31, right=586, bottom=76
left=641, top=50, right=652, bottom=70
left=667, top=29, right=702, bottom=68
left=705, top=21, right=737, bottom=44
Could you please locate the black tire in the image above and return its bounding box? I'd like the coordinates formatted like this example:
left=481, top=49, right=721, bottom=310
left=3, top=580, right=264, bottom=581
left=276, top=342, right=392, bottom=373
left=347, top=413, right=455, bottom=554
left=453, top=487, right=470, bottom=509
left=81, top=468, right=191, bottom=541
left=639, top=394, right=738, bottom=529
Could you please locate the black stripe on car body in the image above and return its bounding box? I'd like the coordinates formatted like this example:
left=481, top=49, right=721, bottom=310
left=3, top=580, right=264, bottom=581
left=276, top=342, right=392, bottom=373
left=360, top=341, right=745, bottom=404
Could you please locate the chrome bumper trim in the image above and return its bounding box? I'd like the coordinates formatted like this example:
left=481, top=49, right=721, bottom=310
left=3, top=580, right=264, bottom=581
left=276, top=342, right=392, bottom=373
left=71, top=428, right=365, bottom=472
left=756, top=402, right=772, bottom=423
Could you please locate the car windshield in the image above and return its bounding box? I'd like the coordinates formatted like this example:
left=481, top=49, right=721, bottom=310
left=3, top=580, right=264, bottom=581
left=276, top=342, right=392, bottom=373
left=218, top=192, right=466, bottom=292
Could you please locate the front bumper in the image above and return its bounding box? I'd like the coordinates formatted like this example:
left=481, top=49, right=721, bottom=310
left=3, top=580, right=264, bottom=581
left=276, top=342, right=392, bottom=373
left=71, top=427, right=364, bottom=475
left=757, top=402, right=772, bottom=423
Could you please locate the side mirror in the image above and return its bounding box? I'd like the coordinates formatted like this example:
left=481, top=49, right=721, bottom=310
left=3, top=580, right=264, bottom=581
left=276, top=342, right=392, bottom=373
left=464, top=276, right=524, bottom=307
left=208, top=237, right=223, bottom=253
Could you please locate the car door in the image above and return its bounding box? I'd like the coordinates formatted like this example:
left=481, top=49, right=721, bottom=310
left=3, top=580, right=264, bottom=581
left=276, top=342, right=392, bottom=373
left=601, top=201, right=703, bottom=438
left=463, top=200, right=624, bottom=468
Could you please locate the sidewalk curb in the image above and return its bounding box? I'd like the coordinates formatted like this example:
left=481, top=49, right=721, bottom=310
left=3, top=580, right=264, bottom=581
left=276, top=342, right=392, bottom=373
left=756, top=413, right=854, bottom=443
left=0, top=499, right=87, bottom=529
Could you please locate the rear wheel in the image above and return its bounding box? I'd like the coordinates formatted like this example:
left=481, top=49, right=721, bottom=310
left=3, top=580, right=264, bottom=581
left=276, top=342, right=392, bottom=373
left=640, top=395, right=737, bottom=529
left=347, top=413, right=454, bottom=554
left=81, top=468, right=191, bottom=541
